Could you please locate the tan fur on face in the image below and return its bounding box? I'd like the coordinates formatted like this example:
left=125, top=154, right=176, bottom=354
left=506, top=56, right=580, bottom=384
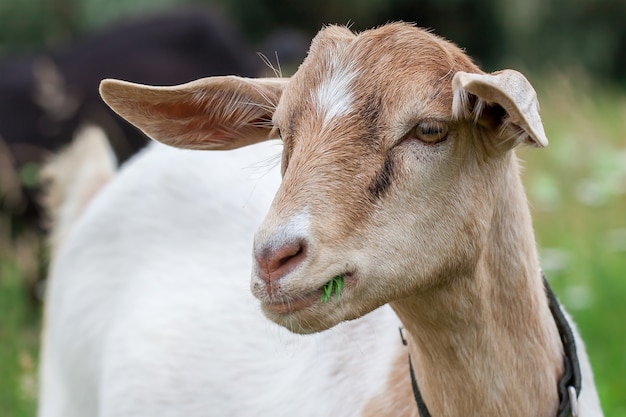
left=250, top=25, right=497, bottom=335
left=269, top=23, right=481, bottom=238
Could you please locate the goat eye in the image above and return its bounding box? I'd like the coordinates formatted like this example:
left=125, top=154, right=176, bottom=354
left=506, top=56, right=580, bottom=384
left=411, top=120, right=449, bottom=144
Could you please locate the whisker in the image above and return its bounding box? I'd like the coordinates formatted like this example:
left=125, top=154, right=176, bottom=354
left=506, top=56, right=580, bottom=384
left=257, top=52, right=283, bottom=78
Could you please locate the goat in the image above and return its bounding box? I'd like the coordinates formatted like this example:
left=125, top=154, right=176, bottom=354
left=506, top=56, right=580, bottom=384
left=40, top=23, right=603, bottom=416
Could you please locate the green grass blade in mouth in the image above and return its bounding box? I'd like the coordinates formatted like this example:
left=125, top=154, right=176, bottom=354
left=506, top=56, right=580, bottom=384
left=321, top=275, right=345, bottom=302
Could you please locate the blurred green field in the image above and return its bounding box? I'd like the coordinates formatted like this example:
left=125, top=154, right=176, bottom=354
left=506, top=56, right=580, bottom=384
left=0, top=258, right=39, bottom=417
left=0, top=77, right=624, bottom=416
left=523, top=76, right=626, bottom=415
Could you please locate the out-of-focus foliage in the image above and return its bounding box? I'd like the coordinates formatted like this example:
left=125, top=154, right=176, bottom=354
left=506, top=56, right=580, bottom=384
left=0, top=0, right=624, bottom=84
left=0, top=0, right=179, bottom=52
left=216, top=0, right=626, bottom=82
left=0, top=0, right=75, bottom=51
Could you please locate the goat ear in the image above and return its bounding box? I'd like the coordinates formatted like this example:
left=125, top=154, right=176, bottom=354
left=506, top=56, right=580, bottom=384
left=99, top=76, right=287, bottom=150
left=451, top=70, right=548, bottom=148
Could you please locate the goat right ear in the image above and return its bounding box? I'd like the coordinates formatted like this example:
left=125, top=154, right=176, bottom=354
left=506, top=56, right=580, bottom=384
left=451, top=70, right=548, bottom=149
left=99, top=76, right=287, bottom=150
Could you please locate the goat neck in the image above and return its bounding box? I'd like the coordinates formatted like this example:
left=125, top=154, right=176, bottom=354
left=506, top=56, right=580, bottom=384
left=391, top=153, right=563, bottom=417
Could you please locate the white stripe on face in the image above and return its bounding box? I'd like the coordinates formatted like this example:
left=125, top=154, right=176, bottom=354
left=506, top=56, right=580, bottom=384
left=315, top=63, right=357, bottom=127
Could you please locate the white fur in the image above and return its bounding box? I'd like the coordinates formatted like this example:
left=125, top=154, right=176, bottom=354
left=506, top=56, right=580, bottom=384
left=315, top=63, right=357, bottom=126
left=38, top=141, right=404, bottom=417
left=257, top=208, right=311, bottom=253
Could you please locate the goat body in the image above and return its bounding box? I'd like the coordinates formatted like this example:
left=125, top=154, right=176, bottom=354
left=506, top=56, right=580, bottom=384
left=40, top=23, right=604, bottom=416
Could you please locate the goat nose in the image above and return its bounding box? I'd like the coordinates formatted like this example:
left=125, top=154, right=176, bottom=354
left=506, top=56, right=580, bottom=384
left=255, top=239, right=307, bottom=283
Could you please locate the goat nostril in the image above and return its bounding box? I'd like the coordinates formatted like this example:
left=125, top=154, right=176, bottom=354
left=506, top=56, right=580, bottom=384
left=255, top=239, right=307, bottom=283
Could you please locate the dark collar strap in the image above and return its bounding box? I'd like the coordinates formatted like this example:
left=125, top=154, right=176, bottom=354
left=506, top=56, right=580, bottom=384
left=544, top=274, right=582, bottom=417
left=408, top=354, right=432, bottom=417
left=403, top=274, right=582, bottom=417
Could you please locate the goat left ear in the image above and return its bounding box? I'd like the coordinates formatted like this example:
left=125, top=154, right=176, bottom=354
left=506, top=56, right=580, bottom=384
left=451, top=70, right=548, bottom=148
left=100, top=76, right=287, bottom=151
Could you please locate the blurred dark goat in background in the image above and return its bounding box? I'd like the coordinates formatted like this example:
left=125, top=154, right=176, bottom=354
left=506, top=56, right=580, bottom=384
left=0, top=8, right=263, bottom=299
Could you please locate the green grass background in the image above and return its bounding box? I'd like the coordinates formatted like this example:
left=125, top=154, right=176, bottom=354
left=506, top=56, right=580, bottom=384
left=523, top=77, right=626, bottom=415
left=0, top=77, right=624, bottom=416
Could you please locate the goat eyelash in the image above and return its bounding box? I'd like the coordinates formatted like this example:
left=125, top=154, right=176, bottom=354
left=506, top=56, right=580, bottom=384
left=407, top=119, right=450, bottom=145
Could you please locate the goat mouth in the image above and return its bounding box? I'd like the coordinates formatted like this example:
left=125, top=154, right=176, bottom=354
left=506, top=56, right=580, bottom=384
left=262, top=272, right=354, bottom=315
left=262, top=290, right=323, bottom=314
